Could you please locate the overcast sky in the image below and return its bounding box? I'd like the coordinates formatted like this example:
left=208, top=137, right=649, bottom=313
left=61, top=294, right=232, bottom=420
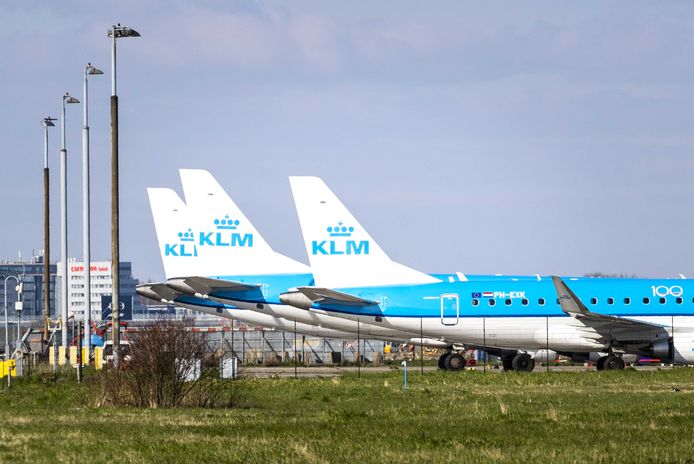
left=2, top=1, right=694, bottom=281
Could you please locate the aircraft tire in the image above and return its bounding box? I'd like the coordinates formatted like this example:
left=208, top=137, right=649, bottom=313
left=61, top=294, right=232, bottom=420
left=596, top=356, right=607, bottom=371
left=603, top=355, right=625, bottom=370
left=438, top=352, right=449, bottom=370
left=444, top=353, right=466, bottom=371
left=511, top=353, right=534, bottom=372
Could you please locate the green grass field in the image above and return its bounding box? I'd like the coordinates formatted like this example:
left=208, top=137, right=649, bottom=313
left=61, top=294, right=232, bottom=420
left=1, top=368, right=694, bottom=463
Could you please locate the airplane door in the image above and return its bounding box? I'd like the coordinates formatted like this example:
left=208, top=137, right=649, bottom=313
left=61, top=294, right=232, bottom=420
left=440, top=294, right=459, bottom=326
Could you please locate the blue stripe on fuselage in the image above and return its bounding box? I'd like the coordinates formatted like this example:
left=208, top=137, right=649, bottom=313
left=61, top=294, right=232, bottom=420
left=313, top=278, right=694, bottom=318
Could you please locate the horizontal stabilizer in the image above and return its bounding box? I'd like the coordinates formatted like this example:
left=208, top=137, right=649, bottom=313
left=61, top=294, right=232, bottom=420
left=167, top=276, right=259, bottom=297
left=137, top=283, right=180, bottom=303
left=297, top=286, right=378, bottom=307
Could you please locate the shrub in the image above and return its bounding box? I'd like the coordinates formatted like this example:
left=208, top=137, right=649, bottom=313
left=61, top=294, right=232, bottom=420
left=93, top=319, right=238, bottom=408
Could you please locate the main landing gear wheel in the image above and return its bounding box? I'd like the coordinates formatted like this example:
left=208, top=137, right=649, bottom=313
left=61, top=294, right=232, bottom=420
left=511, top=353, right=535, bottom=372
left=596, top=356, right=607, bottom=371
left=438, top=352, right=449, bottom=370
left=502, top=356, right=515, bottom=371
left=600, top=355, right=625, bottom=370
left=444, top=353, right=466, bottom=371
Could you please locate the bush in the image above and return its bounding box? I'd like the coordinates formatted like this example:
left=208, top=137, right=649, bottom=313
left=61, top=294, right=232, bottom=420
left=93, top=319, right=239, bottom=408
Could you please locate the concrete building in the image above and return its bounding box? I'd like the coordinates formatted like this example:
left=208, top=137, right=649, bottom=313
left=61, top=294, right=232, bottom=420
left=56, top=259, right=142, bottom=322
left=0, top=254, right=56, bottom=319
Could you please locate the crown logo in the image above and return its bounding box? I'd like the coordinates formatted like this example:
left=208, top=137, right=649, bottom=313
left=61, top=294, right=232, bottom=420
left=327, top=221, right=354, bottom=237
left=214, top=215, right=240, bottom=230
left=178, top=228, right=194, bottom=242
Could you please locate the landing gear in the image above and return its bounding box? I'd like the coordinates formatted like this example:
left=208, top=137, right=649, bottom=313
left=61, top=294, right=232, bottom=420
left=597, top=355, right=625, bottom=370
left=501, top=352, right=534, bottom=372
left=444, top=353, right=466, bottom=371
left=437, top=352, right=466, bottom=371
left=438, top=352, right=448, bottom=370
left=511, top=353, right=535, bottom=372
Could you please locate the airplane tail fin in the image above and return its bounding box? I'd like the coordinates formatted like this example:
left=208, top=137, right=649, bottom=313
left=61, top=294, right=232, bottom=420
left=289, top=176, right=439, bottom=288
left=148, top=169, right=310, bottom=279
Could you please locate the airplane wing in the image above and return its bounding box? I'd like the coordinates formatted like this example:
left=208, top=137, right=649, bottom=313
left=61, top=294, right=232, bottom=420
left=551, top=276, right=663, bottom=330
left=167, top=276, right=259, bottom=297
left=296, top=287, right=378, bottom=307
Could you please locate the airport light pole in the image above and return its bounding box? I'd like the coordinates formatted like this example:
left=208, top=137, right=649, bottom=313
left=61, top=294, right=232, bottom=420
left=15, top=283, right=23, bottom=355
left=42, top=117, right=56, bottom=343
left=108, top=23, right=140, bottom=369
left=4, top=276, right=20, bottom=360
left=60, top=93, right=80, bottom=349
left=82, top=63, right=103, bottom=357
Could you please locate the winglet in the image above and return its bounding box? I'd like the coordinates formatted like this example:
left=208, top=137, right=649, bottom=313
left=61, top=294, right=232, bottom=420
left=551, top=276, right=589, bottom=317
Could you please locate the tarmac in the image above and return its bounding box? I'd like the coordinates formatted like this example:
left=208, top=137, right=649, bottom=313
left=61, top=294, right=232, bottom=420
left=237, top=364, right=669, bottom=378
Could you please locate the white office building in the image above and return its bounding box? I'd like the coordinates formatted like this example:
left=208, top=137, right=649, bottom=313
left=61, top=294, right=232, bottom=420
left=56, top=259, right=141, bottom=322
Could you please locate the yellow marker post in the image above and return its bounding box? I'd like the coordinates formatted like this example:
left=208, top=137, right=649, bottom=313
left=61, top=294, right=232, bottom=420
left=1, top=360, right=17, bottom=378
left=58, top=346, right=67, bottom=366
left=94, top=347, right=103, bottom=370
left=69, top=346, right=77, bottom=366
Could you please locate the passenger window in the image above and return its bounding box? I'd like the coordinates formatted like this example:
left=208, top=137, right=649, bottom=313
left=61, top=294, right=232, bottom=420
left=489, top=299, right=496, bottom=307
left=472, top=298, right=479, bottom=307
left=555, top=298, right=559, bottom=305
left=676, top=297, right=683, bottom=304
left=624, top=297, right=631, bottom=305
left=643, top=297, right=650, bottom=304
left=521, top=298, right=528, bottom=306
left=607, top=298, right=614, bottom=305
left=538, top=298, right=545, bottom=306
left=659, top=297, right=666, bottom=304
left=505, top=299, right=512, bottom=306
left=590, top=298, right=597, bottom=305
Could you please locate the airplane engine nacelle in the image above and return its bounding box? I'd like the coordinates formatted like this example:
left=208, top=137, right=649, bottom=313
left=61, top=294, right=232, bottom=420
left=531, top=349, right=558, bottom=362
left=407, top=338, right=450, bottom=349
left=279, top=291, right=313, bottom=310
left=673, top=335, right=694, bottom=364
left=652, top=338, right=673, bottom=360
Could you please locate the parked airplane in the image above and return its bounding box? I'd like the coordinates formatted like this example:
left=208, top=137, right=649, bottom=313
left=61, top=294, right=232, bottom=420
left=138, top=169, right=443, bottom=345
left=283, top=176, right=694, bottom=371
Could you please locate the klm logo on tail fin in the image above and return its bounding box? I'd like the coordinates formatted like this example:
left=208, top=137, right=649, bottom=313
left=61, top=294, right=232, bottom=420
left=165, top=228, right=199, bottom=257
left=311, top=222, right=369, bottom=256
left=164, top=216, right=254, bottom=257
